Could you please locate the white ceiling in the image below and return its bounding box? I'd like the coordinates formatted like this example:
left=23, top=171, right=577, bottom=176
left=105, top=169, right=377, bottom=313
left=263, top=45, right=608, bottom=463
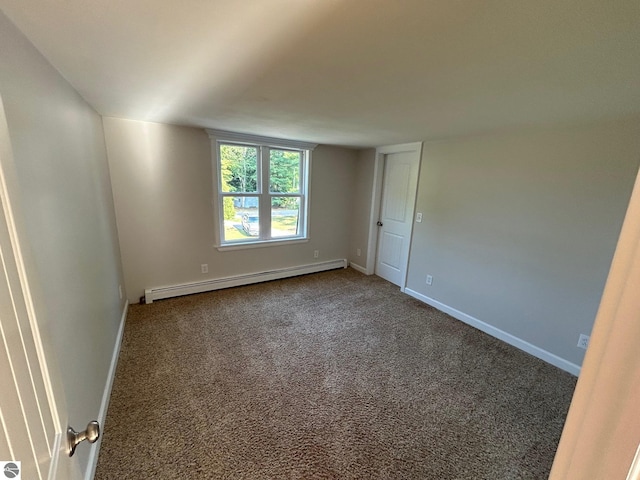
left=1, top=0, right=639, bottom=147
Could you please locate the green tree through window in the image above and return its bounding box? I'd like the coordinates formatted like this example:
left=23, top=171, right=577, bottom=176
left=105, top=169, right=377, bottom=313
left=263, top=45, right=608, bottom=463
left=270, top=149, right=301, bottom=209
left=220, top=144, right=258, bottom=193
left=214, top=137, right=312, bottom=246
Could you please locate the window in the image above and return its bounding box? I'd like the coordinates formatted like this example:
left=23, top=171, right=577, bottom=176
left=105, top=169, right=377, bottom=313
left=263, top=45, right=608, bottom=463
left=207, top=130, right=316, bottom=248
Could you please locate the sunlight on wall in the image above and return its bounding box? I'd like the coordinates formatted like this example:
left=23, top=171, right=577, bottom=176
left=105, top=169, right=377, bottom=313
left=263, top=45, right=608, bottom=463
left=110, top=119, right=176, bottom=214
left=140, top=121, right=156, bottom=174
left=145, top=1, right=343, bottom=123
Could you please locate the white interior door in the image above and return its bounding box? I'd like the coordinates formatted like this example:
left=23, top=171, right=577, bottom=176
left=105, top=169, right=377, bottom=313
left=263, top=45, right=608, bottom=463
left=375, top=148, right=421, bottom=286
left=0, top=96, right=73, bottom=480
left=0, top=192, right=57, bottom=480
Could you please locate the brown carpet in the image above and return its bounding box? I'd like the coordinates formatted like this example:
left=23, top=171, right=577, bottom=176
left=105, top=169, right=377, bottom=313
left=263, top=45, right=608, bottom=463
left=95, top=268, right=576, bottom=479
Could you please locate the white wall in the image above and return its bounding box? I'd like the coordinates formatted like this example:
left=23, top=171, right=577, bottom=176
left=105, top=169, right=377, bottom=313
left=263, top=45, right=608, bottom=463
left=103, top=117, right=357, bottom=302
left=550, top=158, right=640, bottom=480
left=0, top=10, right=126, bottom=475
left=349, top=148, right=375, bottom=271
left=405, top=119, right=640, bottom=368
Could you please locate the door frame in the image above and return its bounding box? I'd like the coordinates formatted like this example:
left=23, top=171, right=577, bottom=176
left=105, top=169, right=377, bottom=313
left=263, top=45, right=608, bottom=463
left=365, top=142, right=422, bottom=291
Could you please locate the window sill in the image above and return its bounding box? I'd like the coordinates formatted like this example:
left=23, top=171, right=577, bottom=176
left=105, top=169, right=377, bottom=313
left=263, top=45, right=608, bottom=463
left=216, top=237, right=309, bottom=252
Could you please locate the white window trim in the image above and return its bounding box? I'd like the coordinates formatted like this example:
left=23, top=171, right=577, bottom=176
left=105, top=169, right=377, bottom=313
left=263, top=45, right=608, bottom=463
left=206, top=129, right=317, bottom=250
left=216, top=238, right=309, bottom=252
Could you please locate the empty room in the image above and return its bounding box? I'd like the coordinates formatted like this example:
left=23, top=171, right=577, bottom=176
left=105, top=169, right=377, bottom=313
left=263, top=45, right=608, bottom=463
left=1, top=1, right=639, bottom=479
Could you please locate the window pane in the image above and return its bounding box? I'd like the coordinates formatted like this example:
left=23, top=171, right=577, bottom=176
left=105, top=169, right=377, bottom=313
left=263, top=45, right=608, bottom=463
left=271, top=197, right=300, bottom=238
left=270, top=149, right=301, bottom=193
left=222, top=196, right=259, bottom=241
left=220, top=144, right=258, bottom=193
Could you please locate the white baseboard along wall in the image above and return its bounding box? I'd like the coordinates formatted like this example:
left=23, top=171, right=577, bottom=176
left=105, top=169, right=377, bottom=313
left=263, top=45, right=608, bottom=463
left=85, top=300, right=129, bottom=480
left=404, top=288, right=581, bottom=376
left=348, top=262, right=368, bottom=275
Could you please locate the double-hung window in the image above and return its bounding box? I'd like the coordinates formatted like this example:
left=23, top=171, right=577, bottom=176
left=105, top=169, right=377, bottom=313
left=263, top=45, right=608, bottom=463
left=207, top=130, right=316, bottom=248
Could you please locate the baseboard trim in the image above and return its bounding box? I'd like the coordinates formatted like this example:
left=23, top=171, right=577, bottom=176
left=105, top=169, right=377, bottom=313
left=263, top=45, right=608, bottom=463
left=349, top=262, right=368, bottom=275
left=144, top=259, right=348, bottom=304
left=85, top=300, right=128, bottom=480
left=404, top=288, right=581, bottom=376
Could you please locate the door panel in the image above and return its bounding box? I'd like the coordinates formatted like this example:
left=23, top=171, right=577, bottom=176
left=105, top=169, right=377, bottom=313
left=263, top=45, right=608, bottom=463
left=0, top=95, right=68, bottom=479
left=375, top=149, right=421, bottom=286
left=0, top=187, right=54, bottom=479
left=382, top=162, right=411, bottom=222
left=379, top=231, right=403, bottom=271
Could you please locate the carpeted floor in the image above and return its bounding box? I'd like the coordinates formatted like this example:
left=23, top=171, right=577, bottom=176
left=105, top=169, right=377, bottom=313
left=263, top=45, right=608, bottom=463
left=95, top=268, right=576, bottom=479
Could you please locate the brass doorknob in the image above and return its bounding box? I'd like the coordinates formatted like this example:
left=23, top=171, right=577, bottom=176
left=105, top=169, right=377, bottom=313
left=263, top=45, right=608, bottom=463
left=67, top=420, right=100, bottom=457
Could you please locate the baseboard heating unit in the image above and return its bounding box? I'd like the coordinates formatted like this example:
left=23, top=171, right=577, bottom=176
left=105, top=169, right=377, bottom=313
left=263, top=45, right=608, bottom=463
left=143, top=258, right=348, bottom=304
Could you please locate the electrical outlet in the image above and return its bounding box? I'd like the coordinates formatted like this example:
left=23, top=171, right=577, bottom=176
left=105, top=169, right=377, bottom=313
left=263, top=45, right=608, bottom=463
left=426, top=275, right=433, bottom=286
left=313, top=250, right=319, bottom=258
left=416, top=212, right=423, bottom=223
left=356, top=248, right=361, bottom=257
left=118, top=285, right=123, bottom=300
left=577, top=334, right=590, bottom=349
left=201, top=264, right=208, bottom=274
